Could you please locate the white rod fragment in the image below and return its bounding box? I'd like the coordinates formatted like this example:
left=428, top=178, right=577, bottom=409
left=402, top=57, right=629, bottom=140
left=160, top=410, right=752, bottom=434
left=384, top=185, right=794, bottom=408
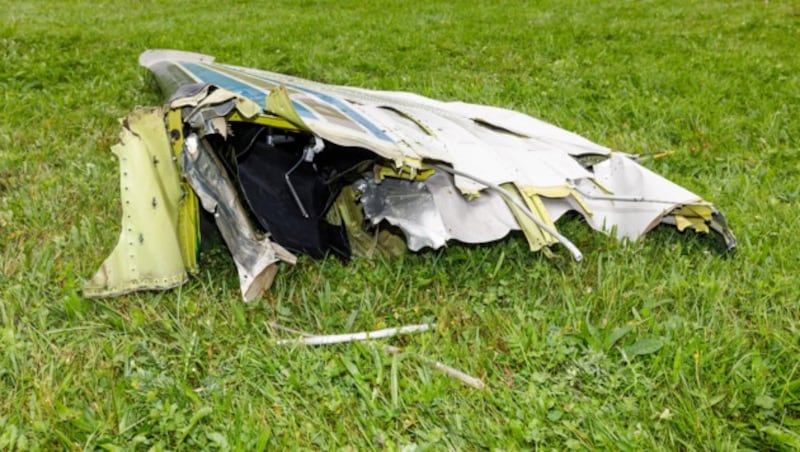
left=433, top=164, right=583, bottom=261
left=432, top=361, right=486, bottom=390
left=270, top=322, right=485, bottom=389
left=275, top=323, right=434, bottom=346
left=382, top=344, right=485, bottom=390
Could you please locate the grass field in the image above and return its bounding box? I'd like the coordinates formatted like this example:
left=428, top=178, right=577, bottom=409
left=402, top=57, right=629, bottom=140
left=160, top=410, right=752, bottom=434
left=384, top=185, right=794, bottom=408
left=2, top=0, right=799, bottom=449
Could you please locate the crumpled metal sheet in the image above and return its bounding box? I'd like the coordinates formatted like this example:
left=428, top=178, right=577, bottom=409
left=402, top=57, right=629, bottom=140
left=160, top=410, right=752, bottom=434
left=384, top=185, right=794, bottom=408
left=356, top=177, right=448, bottom=251
left=425, top=171, right=519, bottom=244
left=356, top=172, right=520, bottom=251
left=574, top=153, right=709, bottom=240
left=535, top=153, right=734, bottom=248
left=181, top=134, right=296, bottom=301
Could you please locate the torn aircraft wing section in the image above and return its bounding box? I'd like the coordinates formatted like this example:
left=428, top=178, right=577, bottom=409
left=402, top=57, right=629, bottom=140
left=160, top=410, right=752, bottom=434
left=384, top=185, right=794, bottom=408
left=84, top=50, right=735, bottom=300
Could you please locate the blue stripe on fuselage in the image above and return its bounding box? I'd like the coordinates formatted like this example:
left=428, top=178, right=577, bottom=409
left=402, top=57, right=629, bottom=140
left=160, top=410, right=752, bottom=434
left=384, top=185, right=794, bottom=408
left=180, top=62, right=316, bottom=120
left=236, top=69, right=393, bottom=143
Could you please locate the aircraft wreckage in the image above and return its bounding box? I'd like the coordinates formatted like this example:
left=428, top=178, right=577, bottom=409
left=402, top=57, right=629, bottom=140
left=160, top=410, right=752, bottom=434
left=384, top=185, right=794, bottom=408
left=84, top=50, right=735, bottom=301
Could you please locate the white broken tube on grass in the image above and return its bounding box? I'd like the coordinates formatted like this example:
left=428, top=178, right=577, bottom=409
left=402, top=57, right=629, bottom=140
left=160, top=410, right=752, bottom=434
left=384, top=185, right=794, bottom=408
left=270, top=322, right=485, bottom=390
left=275, top=323, right=434, bottom=346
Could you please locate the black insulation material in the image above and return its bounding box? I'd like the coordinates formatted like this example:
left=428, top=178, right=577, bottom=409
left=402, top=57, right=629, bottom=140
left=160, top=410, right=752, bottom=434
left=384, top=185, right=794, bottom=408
left=213, top=124, right=375, bottom=260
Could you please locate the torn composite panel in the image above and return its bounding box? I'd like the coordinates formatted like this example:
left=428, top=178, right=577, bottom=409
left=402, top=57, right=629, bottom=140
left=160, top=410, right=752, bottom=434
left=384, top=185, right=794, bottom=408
left=83, top=107, right=187, bottom=297
left=84, top=50, right=735, bottom=300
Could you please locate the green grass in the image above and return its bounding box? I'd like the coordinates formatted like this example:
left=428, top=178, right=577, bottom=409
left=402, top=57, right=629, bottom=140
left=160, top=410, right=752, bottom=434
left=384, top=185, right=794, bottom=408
left=2, top=0, right=799, bottom=449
